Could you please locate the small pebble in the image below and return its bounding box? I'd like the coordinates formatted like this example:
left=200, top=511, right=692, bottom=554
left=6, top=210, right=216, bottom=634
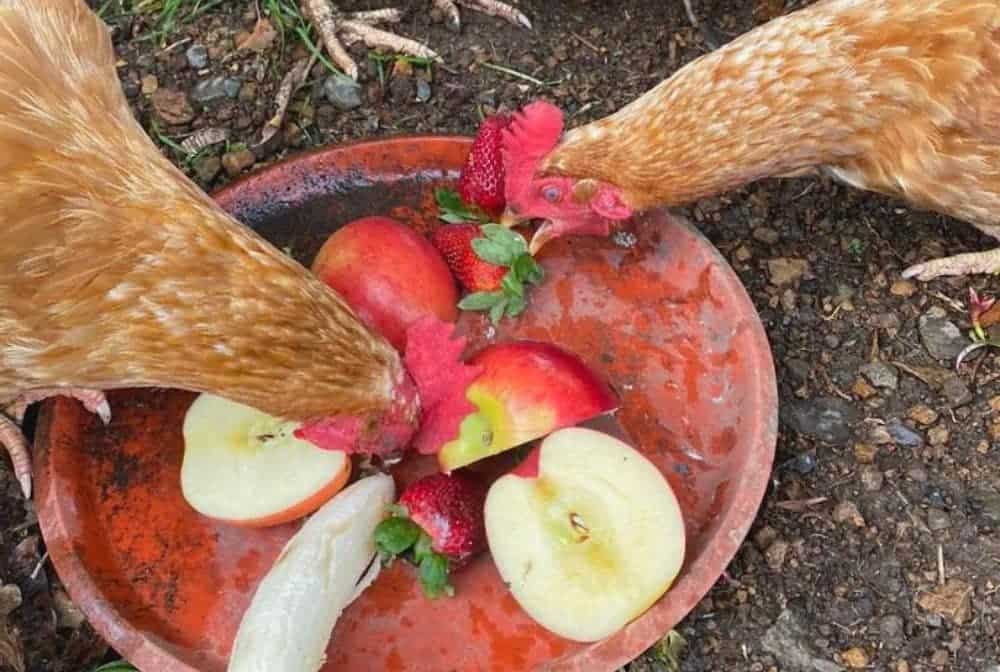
left=324, top=75, right=363, bottom=110
left=928, top=426, right=950, bottom=446
left=192, top=155, right=222, bottom=183
left=927, top=508, right=952, bottom=531
left=919, top=308, right=966, bottom=361
left=859, top=466, right=884, bottom=491
left=767, top=257, right=809, bottom=286
left=765, top=540, right=789, bottom=571
left=221, top=149, right=255, bottom=177
left=834, top=501, right=866, bottom=527
left=941, top=375, right=973, bottom=407
left=854, top=442, right=878, bottom=464
left=852, top=379, right=877, bottom=399
left=793, top=452, right=817, bottom=474
left=931, top=650, right=949, bottom=667
left=890, top=279, right=917, bottom=297
left=753, top=227, right=779, bottom=244
left=416, top=78, right=432, bottom=102
left=909, top=405, right=939, bottom=426
left=185, top=43, right=208, bottom=69
left=907, top=465, right=929, bottom=482
left=841, top=646, right=869, bottom=668
left=886, top=418, right=924, bottom=447
left=861, top=361, right=899, bottom=390
left=140, top=74, right=158, bottom=94
left=191, top=76, right=241, bottom=103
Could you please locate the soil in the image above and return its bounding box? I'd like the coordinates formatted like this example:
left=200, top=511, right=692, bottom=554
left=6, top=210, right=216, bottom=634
left=1, top=1, right=999, bottom=671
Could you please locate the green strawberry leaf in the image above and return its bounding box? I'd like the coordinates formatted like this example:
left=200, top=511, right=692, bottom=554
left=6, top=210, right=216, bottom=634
left=471, top=237, right=517, bottom=266
left=505, top=294, right=527, bottom=318
left=412, top=530, right=435, bottom=565
left=435, top=188, right=486, bottom=223
left=440, top=212, right=473, bottom=224
left=512, top=253, right=544, bottom=285
left=501, top=271, right=524, bottom=298
left=373, top=516, right=422, bottom=558
left=418, top=552, right=455, bottom=599
left=91, top=663, right=139, bottom=672
left=459, top=291, right=506, bottom=311
left=481, top=224, right=528, bottom=255
left=489, top=298, right=509, bottom=324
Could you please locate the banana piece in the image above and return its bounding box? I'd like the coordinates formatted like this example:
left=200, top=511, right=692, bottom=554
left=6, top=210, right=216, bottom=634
left=227, top=472, right=395, bottom=672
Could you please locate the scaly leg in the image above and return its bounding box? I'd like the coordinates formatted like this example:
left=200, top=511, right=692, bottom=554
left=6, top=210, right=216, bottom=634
left=299, top=1, right=531, bottom=79
left=901, top=247, right=1000, bottom=281
left=300, top=3, right=440, bottom=80
left=442, top=0, right=532, bottom=31
left=2, top=388, right=110, bottom=499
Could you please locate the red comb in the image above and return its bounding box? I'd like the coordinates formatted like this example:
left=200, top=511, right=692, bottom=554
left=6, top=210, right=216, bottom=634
left=404, top=317, right=483, bottom=455
left=501, top=101, right=564, bottom=187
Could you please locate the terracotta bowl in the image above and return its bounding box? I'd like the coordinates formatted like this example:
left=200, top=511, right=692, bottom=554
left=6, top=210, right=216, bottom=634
left=33, top=136, right=778, bottom=671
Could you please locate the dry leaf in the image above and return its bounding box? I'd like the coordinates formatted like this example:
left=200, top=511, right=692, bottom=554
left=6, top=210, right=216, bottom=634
left=180, top=126, right=230, bottom=154
left=774, top=497, right=827, bottom=512
left=237, top=18, right=277, bottom=52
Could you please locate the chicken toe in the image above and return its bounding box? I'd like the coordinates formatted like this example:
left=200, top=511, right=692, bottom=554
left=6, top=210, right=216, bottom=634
left=901, top=248, right=1000, bottom=281
left=1, top=388, right=110, bottom=499
left=448, top=0, right=532, bottom=30
left=0, top=415, right=31, bottom=499
left=300, top=1, right=440, bottom=80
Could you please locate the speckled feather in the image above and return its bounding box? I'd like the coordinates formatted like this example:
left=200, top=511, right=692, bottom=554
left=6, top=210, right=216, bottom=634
left=540, top=0, right=1000, bottom=226
left=0, top=0, right=407, bottom=422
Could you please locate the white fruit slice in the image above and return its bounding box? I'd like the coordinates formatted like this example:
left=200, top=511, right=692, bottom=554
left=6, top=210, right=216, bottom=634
left=484, top=427, right=685, bottom=642
left=227, top=472, right=395, bottom=672
left=181, top=393, right=351, bottom=527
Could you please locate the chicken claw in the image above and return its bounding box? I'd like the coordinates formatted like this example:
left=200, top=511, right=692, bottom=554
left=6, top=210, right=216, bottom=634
left=2, top=388, right=110, bottom=499
left=433, top=0, right=532, bottom=32
left=901, top=247, right=1000, bottom=281
left=300, top=2, right=440, bottom=80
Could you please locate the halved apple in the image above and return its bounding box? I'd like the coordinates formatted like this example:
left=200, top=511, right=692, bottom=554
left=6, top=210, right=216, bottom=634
left=181, top=393, right=352, bottom=527
left=436, top=341, right=618, bottom=471
left=484, top=427, right=685, bottom=642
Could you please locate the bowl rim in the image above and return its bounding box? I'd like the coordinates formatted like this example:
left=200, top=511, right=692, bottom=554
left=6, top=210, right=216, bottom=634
left=35, top=133, right=779, bottom=672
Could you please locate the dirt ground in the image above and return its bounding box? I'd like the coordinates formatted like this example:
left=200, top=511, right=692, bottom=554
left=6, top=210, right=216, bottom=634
left=1, top=0, right=999, bottom=670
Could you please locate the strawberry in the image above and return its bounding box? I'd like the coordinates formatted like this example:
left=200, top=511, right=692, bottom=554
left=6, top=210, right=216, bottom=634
left=373, top=471, right=488, bottom=598
left=458, top=113, right=513, bottom=216
left=430, top=223, right=507, bottom=292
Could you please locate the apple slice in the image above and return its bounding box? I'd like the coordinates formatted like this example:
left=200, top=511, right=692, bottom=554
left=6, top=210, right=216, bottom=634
left=181, top=393, right=352, bottom=527
left=435, top=341, right=618, bottom=471
left=484, top=427, right=685, bottom=643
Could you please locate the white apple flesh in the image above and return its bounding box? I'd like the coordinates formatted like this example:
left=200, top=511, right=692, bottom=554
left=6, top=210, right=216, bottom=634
left=484, top=427, right=686, bottom=643
left=181, top=393, right=351, bottom=527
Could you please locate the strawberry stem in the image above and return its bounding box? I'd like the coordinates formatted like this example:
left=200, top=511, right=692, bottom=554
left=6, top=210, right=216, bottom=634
left=373, top=508, right=456, bottom=598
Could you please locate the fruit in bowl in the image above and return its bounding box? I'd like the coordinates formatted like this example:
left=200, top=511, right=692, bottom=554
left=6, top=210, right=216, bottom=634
left=485, top=427, right=686, bottom=642
left=180, top=393, right=352, bottom=527
left=311, top=215, right=458, bottom=350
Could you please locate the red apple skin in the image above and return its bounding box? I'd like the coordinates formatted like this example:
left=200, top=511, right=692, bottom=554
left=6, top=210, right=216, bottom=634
left=510, top=444, right=542, bottom=478
left=311, top=216, right=459, bottom=350
left=436, top=341, right=620, bottom=471
left=470, top=341, right=619, bottom=424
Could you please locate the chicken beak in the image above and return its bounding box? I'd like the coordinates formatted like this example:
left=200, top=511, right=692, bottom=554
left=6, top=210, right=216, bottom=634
left=527, top=221, right=557, bottom=256
left=499, top=207, right=522, bottom=229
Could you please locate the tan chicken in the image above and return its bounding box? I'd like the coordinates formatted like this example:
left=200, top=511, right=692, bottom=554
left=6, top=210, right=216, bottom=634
left=499, top=0, right=1000, bottom=281
left=0, top=0, right=428, bottom=499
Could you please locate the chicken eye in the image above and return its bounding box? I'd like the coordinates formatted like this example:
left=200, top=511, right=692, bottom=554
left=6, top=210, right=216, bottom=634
left=542, top=185, right=562, bottom=202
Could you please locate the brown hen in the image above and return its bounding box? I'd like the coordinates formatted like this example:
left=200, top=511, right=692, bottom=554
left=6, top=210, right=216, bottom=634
left=0, top=0, right=422, bottom=498
left=500, top=0, right=1000, bottom=281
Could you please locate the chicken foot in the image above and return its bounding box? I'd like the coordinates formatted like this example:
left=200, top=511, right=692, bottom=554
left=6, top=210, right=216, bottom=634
left=299, top=0, right=530, bottom=80
left=432, top=0, right=531, bottom=32
left=1, top=388, right=110, bottom=499
left=901, top=248, right=1000, bottom=281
